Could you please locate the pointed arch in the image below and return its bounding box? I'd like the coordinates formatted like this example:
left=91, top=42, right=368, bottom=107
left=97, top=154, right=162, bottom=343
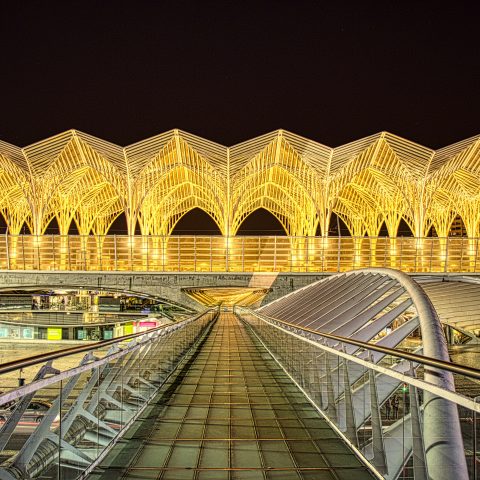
left=448, top=214, right=467, bottom=237
left=397, top=218, right=414, bottom=237
left=170, top=207, right=223, bottom=235
left=236, top=208, right=288, bottom=236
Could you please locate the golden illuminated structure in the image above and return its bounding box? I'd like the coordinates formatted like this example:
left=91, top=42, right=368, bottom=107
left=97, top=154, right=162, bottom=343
left=183, top=287, right=269, bottom=307
left=0, top=129, right=479, bottom=273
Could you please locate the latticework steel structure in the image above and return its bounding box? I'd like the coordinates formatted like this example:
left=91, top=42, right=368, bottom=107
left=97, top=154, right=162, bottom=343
left=0, top=129, right=479, bottom=238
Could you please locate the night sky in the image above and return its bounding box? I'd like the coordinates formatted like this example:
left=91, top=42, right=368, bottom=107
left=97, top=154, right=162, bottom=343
left=1, top=1, right=479, bottom=234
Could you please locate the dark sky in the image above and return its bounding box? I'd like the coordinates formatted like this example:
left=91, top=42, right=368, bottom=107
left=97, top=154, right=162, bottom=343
left=1, top=0, right=479, bottom=150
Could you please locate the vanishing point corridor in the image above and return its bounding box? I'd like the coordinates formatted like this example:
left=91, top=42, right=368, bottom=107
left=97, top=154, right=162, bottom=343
left=90, top=313, right=375, bottom=480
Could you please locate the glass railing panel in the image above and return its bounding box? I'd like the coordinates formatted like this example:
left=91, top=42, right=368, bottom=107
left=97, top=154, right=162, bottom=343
left=0, top=308, right=217, bottom=479
left=237, top=308, right=480, bottom=480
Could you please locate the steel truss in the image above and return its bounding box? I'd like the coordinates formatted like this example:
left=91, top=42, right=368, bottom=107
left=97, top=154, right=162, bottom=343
left=237, top=268, right=477, bottom=480
left=0, top=130, right=479, bottom=239
left=0, top=308, right=217, bottom=479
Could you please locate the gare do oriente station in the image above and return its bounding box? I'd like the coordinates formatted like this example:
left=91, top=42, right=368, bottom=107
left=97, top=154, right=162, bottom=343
left=0, top=129, right=479, bottom=273
left=0, top=130, right=478, bottom=480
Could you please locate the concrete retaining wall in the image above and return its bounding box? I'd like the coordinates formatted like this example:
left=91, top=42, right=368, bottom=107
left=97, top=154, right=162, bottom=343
left=0, top=271, right=329, bottom=310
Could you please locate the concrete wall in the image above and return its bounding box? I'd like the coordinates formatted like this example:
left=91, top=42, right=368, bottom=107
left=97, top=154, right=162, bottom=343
left=0, top=271, right=329, bottom=310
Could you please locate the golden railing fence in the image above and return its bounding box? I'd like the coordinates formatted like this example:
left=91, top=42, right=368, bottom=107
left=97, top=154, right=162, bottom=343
left=0, top=235, right=478, bottom=273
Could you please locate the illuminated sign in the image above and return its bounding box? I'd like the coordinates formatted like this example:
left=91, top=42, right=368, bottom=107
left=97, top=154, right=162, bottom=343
left=47, top=328, right=62, bottom=340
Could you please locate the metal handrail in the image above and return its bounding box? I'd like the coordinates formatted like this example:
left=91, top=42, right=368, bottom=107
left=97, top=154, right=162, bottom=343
left=1, top=234, right=479, bottom=274
left=239, top=308, right=480, bottom=381
left=0, top=308, right=217, bottom=376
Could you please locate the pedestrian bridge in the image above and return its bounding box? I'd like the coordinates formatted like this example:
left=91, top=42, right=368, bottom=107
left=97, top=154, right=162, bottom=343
left=0, top=269, right=477, bottom=480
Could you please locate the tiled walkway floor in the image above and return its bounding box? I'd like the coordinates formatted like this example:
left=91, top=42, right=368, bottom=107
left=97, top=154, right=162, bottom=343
left=90, top=313, right=375, bottom=480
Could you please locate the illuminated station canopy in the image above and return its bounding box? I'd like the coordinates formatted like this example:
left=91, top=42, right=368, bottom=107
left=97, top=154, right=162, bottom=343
left=0, top=129, right=479, bottom=238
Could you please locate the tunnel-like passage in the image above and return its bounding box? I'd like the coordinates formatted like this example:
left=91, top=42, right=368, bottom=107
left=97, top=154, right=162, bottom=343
left=89, top=313, right=375, bottom=479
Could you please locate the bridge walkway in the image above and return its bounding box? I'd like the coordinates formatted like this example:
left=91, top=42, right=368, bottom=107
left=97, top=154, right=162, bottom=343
left=89, top=313, right=375, bottom=480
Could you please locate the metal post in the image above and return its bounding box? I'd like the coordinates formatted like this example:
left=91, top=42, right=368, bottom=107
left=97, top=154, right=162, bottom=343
left=194, top=236, right=196, bottom=272
left=368, top=367, right=387, bottom=474
left=257, top=236, right=260, bottom=271
left=242, top=236, right=245, bottom=272
left=209, top=236, right=212, bottom=272
left=475, top=237, right=479, bottom=272
left=325, top=355, right=337, bottom=421
left=459, top=236, right=464, bottom=271
left=342, top=357, right=358, bottom=446
left=129, top=235, right=133, bottom=271
left=5, top=232, right=9, bottom=270
left=273, top=236, right=277, bottom=271
left=177, top=236, right=180, bottom=271
left=305, top=236, right=308, bottom=272
left=444, top=236, right=449, bottom=273
left=225, top=236, right=229, bottom=272
left=337, top=236, right=341, bottom=272
left=413, top=237, right=418, bottom=272
left=57, top=379, right=63, bottom=478
left=51, top=234, right=55, bottom=270
left=409, top=368, right=428, bottom=480
left=113, top=234, right=117, bottom=271
left=318, top=236, right=323, bottom=272
left=99, top=235, right=103, bottom=271
left=399, top=236, right=403, bottom=270
left=145, top=236, right=149, bottom=272
left=83, top=235, right=87, bottom=271
left=21, top=235, right=25, bottom=270
left=383, top=236, right=387, bottom=267
left=429, top=237, right=434, bottom=272
left=67, top=235, right=71, bottom=270
left=474, top=396, right=479, bottom=480
left=368, top=237, right=371, bottom=268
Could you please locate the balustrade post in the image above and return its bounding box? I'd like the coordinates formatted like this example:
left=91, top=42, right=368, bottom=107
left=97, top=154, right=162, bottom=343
left=194, top=236, right=197, bottom=272
left=399, top=236, right=404, bottom=270
left=383, top=237, right=387, bottom=267
left=273, top=236, right=277, bottom=271
left=257, top=236, right=260, bottom=272
left=460, top=236, right=465, bottom=271
left=177, top=236, right=180, bottom=271
left=113, top=235, right=117, bottom=271
left=226, top=236, right=229, bottom=272
left=414, top=237, right=418, bottom=272
left=444, top=237, right=449, bottom=273
left=83, top=235, right=87, bottom=270
left=67, top=235, right=71, bottom=270
left=51, top=235, right=55, bottom=270
left=321, top=236, right=325, bottom=272
left=162, top=236, right=166, bottom=271
left=475, top=238, right=479, bottom=273
left=209, top=236, right=212, bottom=272
left=242, top=237, right=245, bottom=272
left=305, top=236, right=308, bottom=272
left=5, top=232, right=9, bottom=270
left=429, top=237, right=434, bottom=272
left=35, top=235, right=40, bottom=270
left=337, top=236, right=341, bottom=272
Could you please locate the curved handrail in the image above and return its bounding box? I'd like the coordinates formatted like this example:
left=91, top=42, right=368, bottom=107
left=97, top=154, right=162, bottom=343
left=238, top=307, right=480, bottom=380
left=245, top=266, right=471, bottom=480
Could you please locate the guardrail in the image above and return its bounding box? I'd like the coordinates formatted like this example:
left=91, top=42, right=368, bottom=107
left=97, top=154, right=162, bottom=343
left=236, top=307, right=479, bottom=480
left=0, top=311, right=147, bottom=327
left=0, top=234, right=479, bottom=273
left=0, top=307, right=218, bottom=479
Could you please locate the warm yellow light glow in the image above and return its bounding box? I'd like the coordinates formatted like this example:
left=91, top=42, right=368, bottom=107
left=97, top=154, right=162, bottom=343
left=0, top=129, right=478, bottom=272
left=0, top=129, right=478, bottom=240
